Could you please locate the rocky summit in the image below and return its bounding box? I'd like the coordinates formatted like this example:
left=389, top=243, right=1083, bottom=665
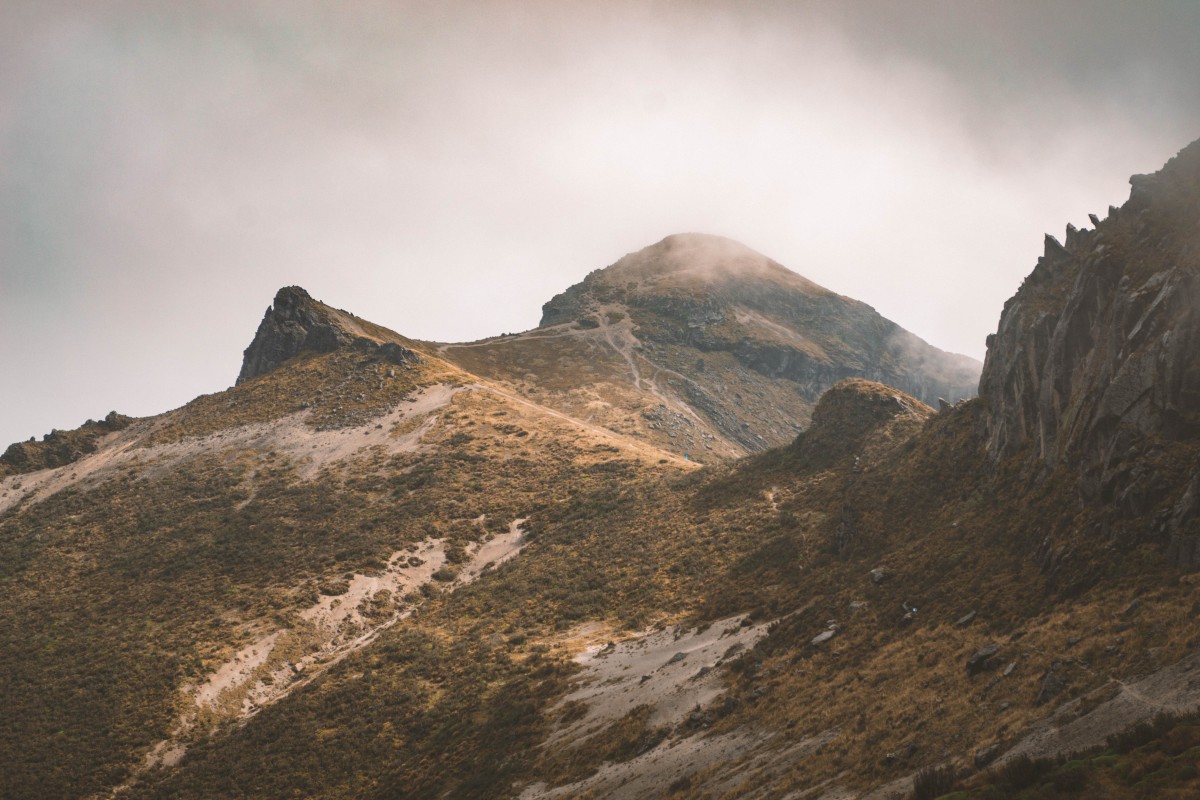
left=238, top=286, right=420, bottom=384
left=3, top=140, right=1200, bottom=800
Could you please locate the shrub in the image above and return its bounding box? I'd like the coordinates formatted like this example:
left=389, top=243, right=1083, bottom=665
left=994, top=754, right=1056, bottom=792
left=432, top=565, right=459, bottom=582
left=911, top=764, right=957, bottom=800
left=1107, top=713, right=1177, bottom=753
left=1049, top=760, right=1087, bottom=792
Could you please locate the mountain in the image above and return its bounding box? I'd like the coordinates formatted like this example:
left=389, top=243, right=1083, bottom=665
left=439, top=233, right=980, bottom=457
left=2, top=141, right=1200, bottom=800
left=980, top=141, right=1200, bottom=564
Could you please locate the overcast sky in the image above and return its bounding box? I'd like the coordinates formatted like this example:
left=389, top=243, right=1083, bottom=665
left=3, top=1, right=1199, bottom=447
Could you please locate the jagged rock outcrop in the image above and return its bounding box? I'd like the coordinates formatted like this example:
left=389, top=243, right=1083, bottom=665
left=0, top=411, right=132, bottom=476
left=237, top=287, right=419, bottom=384
left=980, top=138, right=1200, bottom=560
left=238, top=287, right=355, bottom=384
left=541, top=234, right=981, bottom=408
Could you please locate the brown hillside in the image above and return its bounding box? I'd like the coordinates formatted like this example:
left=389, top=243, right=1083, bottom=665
left=1, top=141, right=1199, bottom=800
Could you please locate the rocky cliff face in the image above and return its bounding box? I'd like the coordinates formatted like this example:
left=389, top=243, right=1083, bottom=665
left=541, top=234, right=981, bottom=408
left=238, top=287, right=355, bottom=383
left=237, top=286, right=419, bottom=384
left=980, top=138, right=1200, bottom=560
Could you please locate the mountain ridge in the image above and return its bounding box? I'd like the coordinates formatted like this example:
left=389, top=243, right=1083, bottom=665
left=1, top=233, right=977, bottom=476
left=2, top=141, right=1199, bottom=800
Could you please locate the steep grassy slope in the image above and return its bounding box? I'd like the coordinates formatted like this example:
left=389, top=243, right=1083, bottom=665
left=0, top=333, right=690, bottom=799
left=114, top=380, right=1197, bottom=799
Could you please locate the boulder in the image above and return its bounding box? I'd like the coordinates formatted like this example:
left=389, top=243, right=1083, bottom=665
left=1036, top=669, right=1068, bottom=706
left=974, top=743, right=1003, bottom=769
left=379, top=342, right=418, bottom=366
left=966, top=643, right=1003, bottom=676
left=810, top=626, right=838, bottom=646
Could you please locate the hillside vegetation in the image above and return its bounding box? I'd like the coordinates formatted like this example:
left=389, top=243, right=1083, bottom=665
left=2, top=139, right=1199, bottom=799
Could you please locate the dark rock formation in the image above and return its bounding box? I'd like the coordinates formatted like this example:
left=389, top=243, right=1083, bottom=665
left=979, top=138, right=1200, bottom=560
left=378, top=342, right=418, bottom=366
left=974, top=743, right=1003, bottom=769
left=1, top=411, right=132, bottom=476
left=1035, top=668, right=1068, bottom=706
left=966, top=642, right=1004, bottom=676
left=237, top=287, right=355, bottom=384
left=540, top=234, right=981, bottom=409
left=237, top=287, right=419, bottom=384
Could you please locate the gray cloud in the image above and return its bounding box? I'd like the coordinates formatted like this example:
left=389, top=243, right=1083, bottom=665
left=3, top=0, right=1199, bottom=446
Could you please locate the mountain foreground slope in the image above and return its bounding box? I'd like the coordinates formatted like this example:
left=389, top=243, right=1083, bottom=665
left=1, top=140, right=1199, bottom=800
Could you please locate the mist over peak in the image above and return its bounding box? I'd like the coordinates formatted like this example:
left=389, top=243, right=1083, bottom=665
left=588, top=233, right=829, bottom=297
left=537, top=235, right=980, bottom=415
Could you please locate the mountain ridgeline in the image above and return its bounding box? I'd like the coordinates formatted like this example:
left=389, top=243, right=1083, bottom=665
left=980, top=141, right=1200, bottom=565
left=1, top=139, right=1200, bottom=800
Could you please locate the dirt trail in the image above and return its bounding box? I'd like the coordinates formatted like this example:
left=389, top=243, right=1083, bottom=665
left=436, top=313, right=742, bottom=456
left=591, top=305, right=712, bottom=433
left=1003, top=648, right=1200, bottom=763
left=107, top=520, right=530, bottom=798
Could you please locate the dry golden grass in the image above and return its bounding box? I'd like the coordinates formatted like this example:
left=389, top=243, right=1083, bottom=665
left=3, top=311, right=1197, bottom=800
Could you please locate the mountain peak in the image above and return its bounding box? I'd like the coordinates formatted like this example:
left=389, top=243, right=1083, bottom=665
left=595, top=233, right=827, bottom=296
left=237, top=286, right=419, bottom=384
left=270, top=284, right=317, bottom=311
left=533, top=233, right=981, bottom=428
